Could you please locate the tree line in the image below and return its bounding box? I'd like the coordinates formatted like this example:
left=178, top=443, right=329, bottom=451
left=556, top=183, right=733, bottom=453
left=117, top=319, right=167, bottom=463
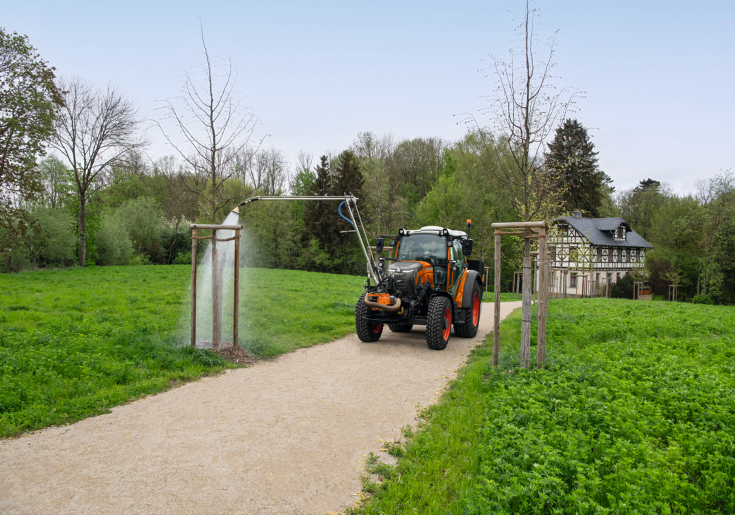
left=2, top=19, right=733, bottom=303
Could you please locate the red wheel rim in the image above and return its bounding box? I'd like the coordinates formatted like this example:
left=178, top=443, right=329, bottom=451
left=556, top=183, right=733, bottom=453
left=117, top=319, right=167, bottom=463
left=442, top=307, right=451, bottom=340
left=472, top=292, right=480, bottom=326
left=372, top=323, right=383, bottom=334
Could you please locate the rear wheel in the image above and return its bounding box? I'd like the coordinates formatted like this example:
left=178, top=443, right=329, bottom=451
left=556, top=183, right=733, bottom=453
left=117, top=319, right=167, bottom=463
left=455, top=281, right=482, bottom=338
left=426, top=296, right=452, bottom=350
left=356, top=293, right=383, bottom=342
left=388, top=323, right=413, bottom=333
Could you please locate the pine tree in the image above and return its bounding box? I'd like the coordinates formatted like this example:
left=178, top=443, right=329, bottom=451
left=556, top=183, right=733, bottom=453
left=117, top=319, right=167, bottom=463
left=302, top=155, right=336, bottom=247
left=546, top=119, right=612, bottom=217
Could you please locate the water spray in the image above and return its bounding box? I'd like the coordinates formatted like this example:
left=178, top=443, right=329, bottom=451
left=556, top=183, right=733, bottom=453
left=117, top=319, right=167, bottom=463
left=189, top=194, right=379, bottom=350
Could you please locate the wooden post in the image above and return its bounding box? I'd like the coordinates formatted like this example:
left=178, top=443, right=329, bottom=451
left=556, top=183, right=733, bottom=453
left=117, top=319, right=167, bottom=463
left=520, top=256, right=532, bottom=368
left=537, top=227, right=548, bottom=368
left=493, top=232, right=501, bottom=367
left=191, top=229, right=198, bottom=347
left=233, top=229, right=240, bottom=346
left=212, top=230, right=220, bottom=351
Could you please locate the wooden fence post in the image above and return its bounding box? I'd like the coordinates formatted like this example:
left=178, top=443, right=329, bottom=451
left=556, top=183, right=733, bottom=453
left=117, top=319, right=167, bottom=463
left=493, top=232, right=501, bottom=367
left=191, top=229, right=197, bottom=347
left=520, top=256, right=532, bottom=368
left=537, top=227, right=548, bottom=368
left=233, top=229, right=240, bottom=346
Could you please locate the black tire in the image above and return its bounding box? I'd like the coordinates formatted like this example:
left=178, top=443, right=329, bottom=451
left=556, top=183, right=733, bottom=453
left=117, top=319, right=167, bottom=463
left=455, top=281, right=482, bottom=338
left=388, top=323, right=413, bottom=333
left=426, top=296, right=452, bottom=350
left=356, top=293, right=383, bottom=342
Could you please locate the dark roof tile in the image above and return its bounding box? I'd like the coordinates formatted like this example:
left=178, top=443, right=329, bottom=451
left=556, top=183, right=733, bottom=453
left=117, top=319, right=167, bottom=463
left=557, top=215, right=654, bottom=249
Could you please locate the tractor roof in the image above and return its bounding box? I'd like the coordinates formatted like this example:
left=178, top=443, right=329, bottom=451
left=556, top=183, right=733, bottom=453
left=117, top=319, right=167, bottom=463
left=403, top=226, right=468, bottom=238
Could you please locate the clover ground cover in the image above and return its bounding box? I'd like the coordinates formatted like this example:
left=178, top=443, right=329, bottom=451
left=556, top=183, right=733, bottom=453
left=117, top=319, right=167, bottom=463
left=356, top=299, right=735, bottom=514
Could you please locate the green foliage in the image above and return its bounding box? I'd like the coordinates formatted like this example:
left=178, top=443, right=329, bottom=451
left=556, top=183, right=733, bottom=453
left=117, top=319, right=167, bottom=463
left=0, top=28, right=64, bottom=243
left=0, top=266, right=364, bottom=436
left=173, top=252, right=191, bottom=265
left=116, top=197, right=164, bottom=261
left=610, top=272, right=635, bottom=299
left=357, top=300, right=735, bottom=514
left=691, top=294, right=713, bottom=305
left=30, top=207, right=75, bottom=266
left=96, top=212, right=133, bottom=266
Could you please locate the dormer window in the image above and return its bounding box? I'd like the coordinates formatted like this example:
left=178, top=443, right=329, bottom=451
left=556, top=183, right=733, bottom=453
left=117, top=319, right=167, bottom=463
left=615, top=225, right=626, bottom=240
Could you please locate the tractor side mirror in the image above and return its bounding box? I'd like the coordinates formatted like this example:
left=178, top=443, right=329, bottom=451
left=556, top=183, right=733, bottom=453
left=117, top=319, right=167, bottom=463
left=461, top=239, right=473, bottom=256
left=390, top=239, right=397, bottom=247
left=376, top=237, right=385, bottom=255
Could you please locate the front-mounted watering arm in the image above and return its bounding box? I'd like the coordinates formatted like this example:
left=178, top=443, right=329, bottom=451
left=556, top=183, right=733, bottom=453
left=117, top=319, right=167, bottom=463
left=232, top=194, right=383, bottom=284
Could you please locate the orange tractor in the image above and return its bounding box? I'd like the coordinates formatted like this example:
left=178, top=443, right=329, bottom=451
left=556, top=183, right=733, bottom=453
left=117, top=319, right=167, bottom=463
left=356, top=222, right=485, bottom=350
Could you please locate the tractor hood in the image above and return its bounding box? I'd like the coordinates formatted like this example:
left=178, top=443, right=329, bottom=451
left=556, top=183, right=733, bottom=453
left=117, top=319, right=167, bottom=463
left=388, top=261, right=425, bottom=297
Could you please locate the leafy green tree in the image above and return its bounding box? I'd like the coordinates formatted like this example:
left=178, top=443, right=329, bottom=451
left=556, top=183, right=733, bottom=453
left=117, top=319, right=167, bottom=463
left=546, top=119, right=612, bottom=216
left=36, top=156, right=72, bottom=209
left=302, top=156, right=335, bottom=248
left=0, top=28, right=64, bottom=246
left=616, top=179, right=669, bottom=240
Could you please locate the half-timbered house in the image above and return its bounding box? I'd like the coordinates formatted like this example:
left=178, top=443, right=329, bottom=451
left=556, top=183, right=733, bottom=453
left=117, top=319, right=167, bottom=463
left=541, top=211, right=654, bottom=297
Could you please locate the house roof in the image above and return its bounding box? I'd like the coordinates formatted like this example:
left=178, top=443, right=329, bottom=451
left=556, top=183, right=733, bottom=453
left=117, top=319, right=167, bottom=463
left=556, top=215, right=654, bottom=249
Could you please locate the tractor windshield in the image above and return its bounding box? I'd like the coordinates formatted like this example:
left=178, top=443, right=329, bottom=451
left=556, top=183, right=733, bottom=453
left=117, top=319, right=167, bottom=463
left=396, top=234, right=447, bottom=263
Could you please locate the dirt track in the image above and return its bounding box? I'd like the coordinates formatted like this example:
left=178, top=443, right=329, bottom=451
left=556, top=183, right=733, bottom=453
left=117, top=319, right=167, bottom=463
left=0, top=301, right=521, bottom=515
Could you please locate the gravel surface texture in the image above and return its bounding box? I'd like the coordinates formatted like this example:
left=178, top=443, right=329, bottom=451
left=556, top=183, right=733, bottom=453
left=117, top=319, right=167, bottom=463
left=0, top=301, right=521, bottom=515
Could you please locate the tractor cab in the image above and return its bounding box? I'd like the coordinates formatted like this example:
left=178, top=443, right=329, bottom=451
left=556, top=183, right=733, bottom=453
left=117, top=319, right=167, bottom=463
left=356, top=223, right=485, bottom=350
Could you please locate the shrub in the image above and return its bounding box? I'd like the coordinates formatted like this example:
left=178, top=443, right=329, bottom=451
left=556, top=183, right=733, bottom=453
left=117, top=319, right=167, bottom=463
left=96, top=213, right=133, bottom=266
left=30, top=207, right=75, bottom=266
left=610, top=271, right=635, bottom=299
left=692, top=294, right=714, bottom=304
left=173, top=252, right=192, bottom=265
left=116, top=197, right=163, bottom=259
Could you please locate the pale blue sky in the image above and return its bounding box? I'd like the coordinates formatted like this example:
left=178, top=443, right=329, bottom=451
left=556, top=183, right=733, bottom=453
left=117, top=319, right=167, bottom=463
left=4, top=0, right=734, bottom=194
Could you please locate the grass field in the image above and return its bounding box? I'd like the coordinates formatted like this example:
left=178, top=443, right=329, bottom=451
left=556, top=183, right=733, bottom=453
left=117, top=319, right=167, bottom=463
left=0, top=265, right=364, bottom=437
left=356, top=299, right=735, bottom=514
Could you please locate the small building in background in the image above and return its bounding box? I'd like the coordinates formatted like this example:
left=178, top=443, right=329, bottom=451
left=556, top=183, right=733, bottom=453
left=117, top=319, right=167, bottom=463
left=542, top=211, right=654, bottom=297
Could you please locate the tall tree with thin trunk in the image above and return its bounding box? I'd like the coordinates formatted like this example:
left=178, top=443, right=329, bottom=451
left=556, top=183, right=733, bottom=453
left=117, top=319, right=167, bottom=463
left=51, top=77, right=145, bottom=265
left=156, top=25, right=263, bottom=223
left=463, top=0, right=576, bottom=366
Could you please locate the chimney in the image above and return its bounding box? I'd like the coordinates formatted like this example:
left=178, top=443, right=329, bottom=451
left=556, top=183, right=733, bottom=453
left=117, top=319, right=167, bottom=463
left=571, top=210, right=583, bottom=218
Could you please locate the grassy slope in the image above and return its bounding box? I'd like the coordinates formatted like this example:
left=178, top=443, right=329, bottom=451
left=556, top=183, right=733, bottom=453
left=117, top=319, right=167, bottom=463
left=357, top=299, right=735, bottom=514
left=0, top=266, right=364, bottom=437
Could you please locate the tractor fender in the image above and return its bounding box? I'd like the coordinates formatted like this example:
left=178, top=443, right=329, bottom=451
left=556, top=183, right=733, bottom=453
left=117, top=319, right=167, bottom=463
left=461, top=270, right=482, bottom=308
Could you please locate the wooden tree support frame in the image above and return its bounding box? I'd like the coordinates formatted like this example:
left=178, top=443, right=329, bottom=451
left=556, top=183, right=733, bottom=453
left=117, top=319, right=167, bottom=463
left=190, top=223, right=243, bottom=350
left=669, top=284, right=678, bottom=302
left=492, top=221, right=549, bottom=369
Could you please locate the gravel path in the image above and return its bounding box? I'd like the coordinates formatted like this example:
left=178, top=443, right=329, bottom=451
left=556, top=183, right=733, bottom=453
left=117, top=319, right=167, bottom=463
left=0, top=301, right=521, bottom=515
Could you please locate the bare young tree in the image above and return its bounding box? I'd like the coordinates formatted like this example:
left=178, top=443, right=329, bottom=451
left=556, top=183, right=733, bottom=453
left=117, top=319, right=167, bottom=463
left=156, top=26, right=263, bottom=223
left=462, top=0, right=576, bottom=366
left=51, top=77, right=145, bottom=265
left=465, top=0, right=575, bottom=231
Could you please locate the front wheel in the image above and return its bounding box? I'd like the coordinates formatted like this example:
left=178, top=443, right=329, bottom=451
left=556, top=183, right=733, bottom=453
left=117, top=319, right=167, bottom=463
left=426, top=296, right=452, bottom=350
left=455, top=281, right=482, bottom=338
left=356, top=293, right=383, bottom=342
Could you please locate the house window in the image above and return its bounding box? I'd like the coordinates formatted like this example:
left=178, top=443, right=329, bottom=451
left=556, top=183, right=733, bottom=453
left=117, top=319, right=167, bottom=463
left=612, top=249, right=617, bottom=262
left=570, top=273, right=577, bottom=288
left=596, top=247, right=602, bottom=261
left=616, top=226, right=626, bottom=240
left=551, top=248, right=556, bottom=262
left=618, top=249, right=624, bottom=262
left=596, top=273, right=600, bottom=282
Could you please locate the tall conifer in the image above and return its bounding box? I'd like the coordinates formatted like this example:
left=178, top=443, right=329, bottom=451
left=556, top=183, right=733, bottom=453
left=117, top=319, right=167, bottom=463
left=546, top=119, right=611, bottom=217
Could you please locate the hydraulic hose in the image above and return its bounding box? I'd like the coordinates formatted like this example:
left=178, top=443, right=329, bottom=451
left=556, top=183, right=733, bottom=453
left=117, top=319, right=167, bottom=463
left=364, top=297, right=402, bottom=311
left=338, top=201, right=355, bottom=227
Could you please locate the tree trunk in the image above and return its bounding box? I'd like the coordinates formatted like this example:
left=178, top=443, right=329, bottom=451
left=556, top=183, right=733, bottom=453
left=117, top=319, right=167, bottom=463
left=78, top=195, right=87, bottom=266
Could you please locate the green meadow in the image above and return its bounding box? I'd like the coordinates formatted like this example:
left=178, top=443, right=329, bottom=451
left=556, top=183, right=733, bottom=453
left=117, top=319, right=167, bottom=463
left=0, top=266, right=364, bottom=437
